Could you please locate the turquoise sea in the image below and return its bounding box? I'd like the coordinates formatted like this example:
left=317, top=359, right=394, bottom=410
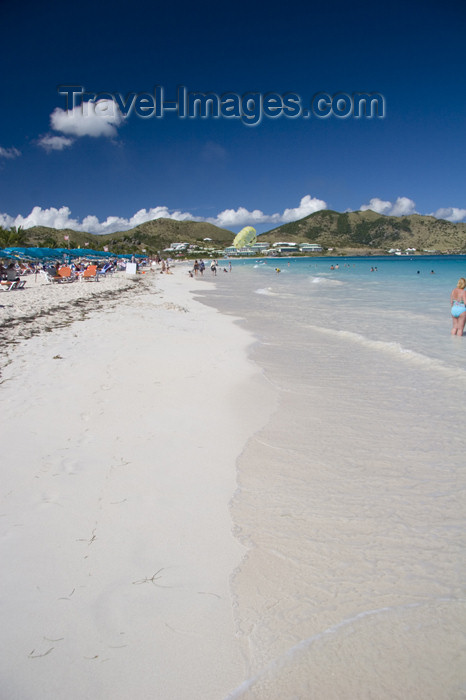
left=214, top=254, right=466, bottom=372
left=196, top=255, right=466, bottom=699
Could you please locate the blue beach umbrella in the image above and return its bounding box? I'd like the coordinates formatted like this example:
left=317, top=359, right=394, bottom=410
left=2, top=246, right=116, bottom=262
left=2, top=247, right=63, bottom=262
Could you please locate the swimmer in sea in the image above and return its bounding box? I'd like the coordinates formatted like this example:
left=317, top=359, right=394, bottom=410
left=450, top=277, right=466, bottom=336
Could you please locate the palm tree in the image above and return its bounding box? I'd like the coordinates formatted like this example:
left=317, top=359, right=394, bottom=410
left=0, top=226, right=28, bottom=247
left=42, top=236, right=58, bottom=249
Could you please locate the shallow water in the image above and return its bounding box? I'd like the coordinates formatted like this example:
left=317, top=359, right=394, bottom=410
left=196, top=256, right=466, bottom=699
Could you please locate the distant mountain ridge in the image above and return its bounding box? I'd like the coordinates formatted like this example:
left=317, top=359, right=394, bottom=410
left=262, top=210, right=466, bottom=252
left=19, top=219, right=234, bottom=254
left=5, top=210, right=466, bottom=254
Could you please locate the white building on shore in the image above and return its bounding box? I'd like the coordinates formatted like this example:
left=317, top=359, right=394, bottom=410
left=299, top=243, right=323, bottom=252
left=223, top=241, right=323, bottom=256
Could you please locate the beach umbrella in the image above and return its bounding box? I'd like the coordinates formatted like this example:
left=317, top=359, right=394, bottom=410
left=233, top=226, right=257, bottom=249
left=2, top=247, right=62, bottom=262
left=116, top=253, right=146, bottom=259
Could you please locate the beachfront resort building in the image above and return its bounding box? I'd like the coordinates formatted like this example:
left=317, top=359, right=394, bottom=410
left=299, top=243, right=323, bottom=253
left=223, top=241, right=323, bottom=256
left=163, top=242, right=190, bottom=253
left=272, top=242, right=300, bottom=253
left=224, top=241, right=270, bottom=256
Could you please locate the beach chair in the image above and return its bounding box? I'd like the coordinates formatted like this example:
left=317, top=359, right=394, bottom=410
left=57, top=266, right=75, bottom=283
left=0, top=279, right=26, bottom=291
left=40, top=270, right=60, bottom=283
left=82, top=265, right=98, bottom=281
left=0, top=280, right=19, bottom=291
left=97, top=262, right=114, bottom=277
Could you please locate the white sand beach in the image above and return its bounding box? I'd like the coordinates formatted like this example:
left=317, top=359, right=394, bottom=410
left=0, top=268, right=275, bottom=699
left=3, top=260, right=465, bottom=699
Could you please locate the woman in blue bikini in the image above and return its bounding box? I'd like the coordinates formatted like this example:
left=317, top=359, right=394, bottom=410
left=450, top=277, right=466, bottom=336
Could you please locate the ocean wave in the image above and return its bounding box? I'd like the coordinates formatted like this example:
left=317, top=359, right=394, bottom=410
left=254, top=287, right=278, bottom=296
left=223, top=598, right=459, bottom=699
left=309, top=276, right=344, bottom=286
left=306, top=324, right=466, bottom=380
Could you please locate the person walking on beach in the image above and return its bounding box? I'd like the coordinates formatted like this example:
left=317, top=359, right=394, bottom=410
left=450, top=277, right=466, bottom=336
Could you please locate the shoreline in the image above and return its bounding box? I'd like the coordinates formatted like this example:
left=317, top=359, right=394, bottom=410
left=193, top=261, right=466, bottom=698
left=0, top=268, right=276, bottom=699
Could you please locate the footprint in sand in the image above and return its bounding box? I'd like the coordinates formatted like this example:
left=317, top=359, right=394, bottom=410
left=39, top=492, right=63, bottom=507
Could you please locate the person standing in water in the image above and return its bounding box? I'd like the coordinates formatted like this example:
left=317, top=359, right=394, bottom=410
left=450, top=277, right=466, bottom=336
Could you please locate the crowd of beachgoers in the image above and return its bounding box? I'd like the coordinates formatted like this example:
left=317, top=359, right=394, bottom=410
left=0, top=256, right=163, bottom=360
left=0, top=257, right=130, bottom=288
left=0, top=252, right=233, bottom=361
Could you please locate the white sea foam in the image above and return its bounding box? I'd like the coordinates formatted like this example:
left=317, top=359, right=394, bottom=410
left=309, top=275, right=344, bottom=286
left=223, top=598, right=463, bottom=699
left=254, top=287, right=277, bottom=296
left=305, top=323, right=466, bottom=381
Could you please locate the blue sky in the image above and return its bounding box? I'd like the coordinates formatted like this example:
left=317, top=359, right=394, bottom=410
left=0, top=0, right=465, bottom=236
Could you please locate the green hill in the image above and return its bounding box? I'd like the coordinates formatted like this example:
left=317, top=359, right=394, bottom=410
left=262, top=210, right=466, bottom=253
left=3, top=210, right=466, bottom=255
left=18, top=219, right=235, bottom=254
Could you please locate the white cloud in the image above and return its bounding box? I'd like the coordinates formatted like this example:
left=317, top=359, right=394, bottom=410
left=210, top=195, right=327, bottom=228
left=0, top=146, right=21, bottom=159
left=212, top=207, right=270, bottom=227
left=0, top=197, right=325, bottom=235
left=360, top=197, right=466, bottom=222
left=0, top=205, right=200, bottom=235
left=360, top=197, right=392, bottom=215
left=430, top=207, right=466, bottom=223
left=81, top=206, right=199, bottom=234
left=37, top=134, right=75, bottom=152
left=281, top=195, right=328, bottom=222
left=3, top=195, right=464, bottom=237
left=0, top=212, right=15, bottom=228
left=50, top=99, right=124, bottom=139
left=390, top=197, right=417, bottom=216
left=8, top=206, right=82, bottom=230
left=360, top=196, right=416, bottom=216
